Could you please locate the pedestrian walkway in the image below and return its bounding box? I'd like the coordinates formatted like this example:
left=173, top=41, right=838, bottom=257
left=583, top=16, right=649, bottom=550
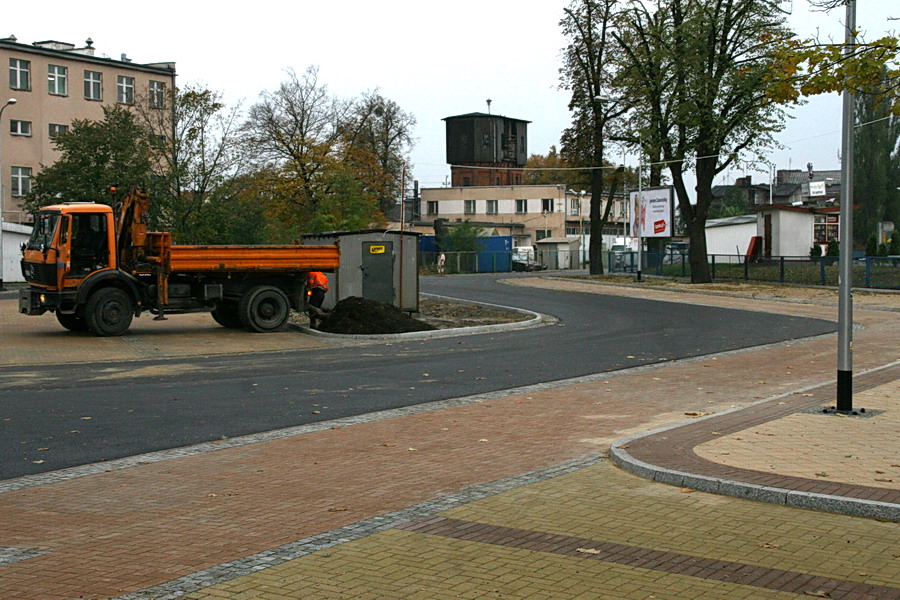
left=0, top=280, right=897, bottom=599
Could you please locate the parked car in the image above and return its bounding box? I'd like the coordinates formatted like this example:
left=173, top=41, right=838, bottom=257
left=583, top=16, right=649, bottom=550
left=664, top=241, right=689, bottom=264
left=512, top=257, right=546, bottom=272
left=609, top=244, right=630, bottom=269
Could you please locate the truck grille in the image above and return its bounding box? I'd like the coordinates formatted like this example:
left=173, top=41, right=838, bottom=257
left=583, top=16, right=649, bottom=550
left=21, top=261, right=57, bottom=286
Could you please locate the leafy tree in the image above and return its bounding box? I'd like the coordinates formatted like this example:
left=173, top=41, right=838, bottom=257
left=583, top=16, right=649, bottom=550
left=866, top=234, right=878, bottom=257
left=851, top=75, right=900, bottom=246
left=443, top=220, right=482, bottom=253
left=708, top=188, right=752, bottom=220
left=25, top=105, right=154, bottom=211
left=559, top=0, right=630, bottom=274
left=614, top=0, right=794, bottom=283
left=133, top=85, right=250, bottom=242
left=891, top=230, right=900, bottom=255
left=524, top=146, right=586, bottom=187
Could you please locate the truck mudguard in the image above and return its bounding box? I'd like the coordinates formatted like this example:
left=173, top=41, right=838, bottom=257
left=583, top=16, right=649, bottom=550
left=76, top=269, right=143, bottom=314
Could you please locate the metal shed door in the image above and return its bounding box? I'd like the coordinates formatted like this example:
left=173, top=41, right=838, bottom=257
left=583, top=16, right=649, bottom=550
left=362, top=241, right=394, bottom=304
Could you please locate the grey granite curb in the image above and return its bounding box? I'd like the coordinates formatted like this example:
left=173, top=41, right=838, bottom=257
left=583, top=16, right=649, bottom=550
left=609, top=361, right=900, bottom=522
left=294, top=293, right=550, bottom=341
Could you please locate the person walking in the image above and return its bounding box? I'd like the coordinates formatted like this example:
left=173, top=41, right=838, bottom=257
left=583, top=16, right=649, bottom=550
left=437, top=252, right=446, bottom=275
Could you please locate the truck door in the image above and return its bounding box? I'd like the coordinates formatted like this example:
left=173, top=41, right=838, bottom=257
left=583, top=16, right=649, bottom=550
left=69, top=213, right=110, bottom=278
left=361, top=241, right=394, bottom=304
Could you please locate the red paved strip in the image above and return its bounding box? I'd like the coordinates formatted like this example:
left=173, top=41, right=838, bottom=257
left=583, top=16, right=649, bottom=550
left=625, top=364, right=900, bottom=505
left=398, top=517, right=900, bottom=599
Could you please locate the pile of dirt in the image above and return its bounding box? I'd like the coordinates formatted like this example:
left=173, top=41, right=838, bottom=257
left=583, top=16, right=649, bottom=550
left=317, top=297, right=437, bottom=335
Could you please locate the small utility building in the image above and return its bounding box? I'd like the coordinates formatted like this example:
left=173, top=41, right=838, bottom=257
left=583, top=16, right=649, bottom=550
left=302, top=230, right=420, bottom=312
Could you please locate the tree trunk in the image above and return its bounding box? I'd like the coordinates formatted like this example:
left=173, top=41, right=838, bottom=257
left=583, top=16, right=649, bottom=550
left=589, top=166, right=605, bottom=275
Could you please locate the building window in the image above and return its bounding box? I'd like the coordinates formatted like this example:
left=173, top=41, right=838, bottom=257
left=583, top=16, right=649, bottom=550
left=515, top=199, right=527, bottom=214
left=149, top=80, right=166, bottom=109
left=9, top=58, right=30, bottom=90
left=117, top=75, right=135, bottom=104
left=535, top=229, right=551, bottom=242
left=49, top=123, right=69, bottom=138
left=11, top=166, right=33, bottom=197
left=542, top=198, right=554, bottom=213
left=48, top=65, right=68, bottom=96
left=426, top=201, right=438, bottom=216
left=462, top=176, right=471, bottom=187
left=10, top=120, right=32, bottom=136
left=486, top=200, right=498, bottom=215
left=464, top=200, right=476, bottom=215
left=566, top=226, right=580, bottom=235
left=570, top=198, right=580, bottom=216
left=814, top=214, right=839, bottom=243
left=84, top=70, right=102, bottom=100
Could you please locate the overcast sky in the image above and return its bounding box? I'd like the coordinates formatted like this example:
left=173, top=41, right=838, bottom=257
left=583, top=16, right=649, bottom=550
left=11, top=0, right=898, bottom=193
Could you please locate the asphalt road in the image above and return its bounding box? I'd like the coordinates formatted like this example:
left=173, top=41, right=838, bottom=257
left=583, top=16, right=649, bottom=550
left=0, top=274, right=835, bottom=480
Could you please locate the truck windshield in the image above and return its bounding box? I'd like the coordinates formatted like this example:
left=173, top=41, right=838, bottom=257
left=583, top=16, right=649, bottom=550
left=28, top=212, right=61, bottom=251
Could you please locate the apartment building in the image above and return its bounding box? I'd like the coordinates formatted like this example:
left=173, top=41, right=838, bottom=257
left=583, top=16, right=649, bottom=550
left=1, top=36, right=176, bottom=224
left=419, top=184, right=626, bottom=248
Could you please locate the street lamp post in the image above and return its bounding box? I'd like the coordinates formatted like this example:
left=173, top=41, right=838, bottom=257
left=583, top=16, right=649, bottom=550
left=0, top=97, right=19, bottom=292
left=835, top=0, right=856, bottom=413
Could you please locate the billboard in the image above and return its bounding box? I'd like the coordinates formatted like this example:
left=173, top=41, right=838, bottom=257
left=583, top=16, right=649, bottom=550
left=630, top=186, right=674, bottom=238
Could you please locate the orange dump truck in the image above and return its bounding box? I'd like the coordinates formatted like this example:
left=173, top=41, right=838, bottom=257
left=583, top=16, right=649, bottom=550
left=19, top=190, right=339, bottom=336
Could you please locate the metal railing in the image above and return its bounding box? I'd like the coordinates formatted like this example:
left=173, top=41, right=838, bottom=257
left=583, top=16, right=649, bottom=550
left=607, top=252, right=900, bottom=289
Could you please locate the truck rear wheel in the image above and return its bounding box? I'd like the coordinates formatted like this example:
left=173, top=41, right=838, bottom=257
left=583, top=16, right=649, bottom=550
left=56, top=311, right=89, bottom=332
left=211, top=303, right=243, bottom=328
left=239, top=285, right=290, bottom=332
left=85, top=287, right=134, bottom=337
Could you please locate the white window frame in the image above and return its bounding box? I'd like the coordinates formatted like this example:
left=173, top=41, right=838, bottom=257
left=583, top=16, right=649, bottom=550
left=117, top=75, right=135, bottom=104
left=11, top=166, right=33, bottom=197
left=486, top=199, right=498, bottom=215
left=570, top=198, right=580, bottom=216
left=10, top=120, right=32, bottom=136
left=149, top=80, right=166, bottom=109
left=84, top=70, right=102, bottom=100
left=49, top=123, right=69, bottom=138
left=426, top=201, right=439, bottom=216
left=9, top=58, right=30, bottom=91
left=515, top=199, right=527, bottom=214
left=542, top=198, right=554, bottom=213
left=464, top=200, right=476, bottom=215
left=48, top=64, right=68, bottom=96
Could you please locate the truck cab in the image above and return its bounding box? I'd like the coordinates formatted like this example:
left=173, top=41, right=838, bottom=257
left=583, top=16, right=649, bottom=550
left=21, top=202, right=119, bottom=313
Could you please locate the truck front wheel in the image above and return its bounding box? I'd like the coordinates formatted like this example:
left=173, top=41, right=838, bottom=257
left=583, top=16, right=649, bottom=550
left=239, top=285, right=290, bottom=332
left=85, top=288, right=134, bottom=337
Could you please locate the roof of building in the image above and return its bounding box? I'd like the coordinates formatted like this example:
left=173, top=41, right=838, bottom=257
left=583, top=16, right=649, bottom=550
left=535, top=236, right=580, bottom=245
left=442, top=112, right=531, bottom=123
left=0, top=36, right=176, bottom=75
left=706, top=214, right=757, bottom=228
left=302, top=229, right=420, bottom=239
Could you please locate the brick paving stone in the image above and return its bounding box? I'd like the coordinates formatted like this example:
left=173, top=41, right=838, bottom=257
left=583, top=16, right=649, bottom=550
left=0, top=283, right=897, bottom=599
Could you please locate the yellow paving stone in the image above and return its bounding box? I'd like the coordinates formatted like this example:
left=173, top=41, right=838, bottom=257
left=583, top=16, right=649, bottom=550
left=188, top=528, right=803, bottom=600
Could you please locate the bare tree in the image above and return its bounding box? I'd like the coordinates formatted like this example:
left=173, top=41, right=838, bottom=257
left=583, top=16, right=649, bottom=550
left=341, top=90, right=416, bottom=214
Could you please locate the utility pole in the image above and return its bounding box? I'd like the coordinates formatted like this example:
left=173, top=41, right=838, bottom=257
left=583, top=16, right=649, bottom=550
left=835, top=0, right=856, bottom=412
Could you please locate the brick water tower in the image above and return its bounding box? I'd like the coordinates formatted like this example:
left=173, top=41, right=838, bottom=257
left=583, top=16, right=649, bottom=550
left=443, top=111, right=530, bottom=187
